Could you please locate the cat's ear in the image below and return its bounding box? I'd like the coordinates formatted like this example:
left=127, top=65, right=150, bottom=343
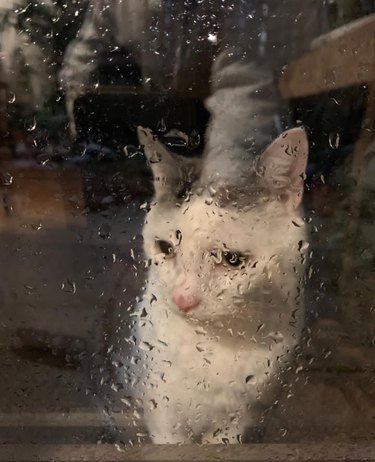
left=258, top=127, right=308, bottom=210
left=137, top=126, right=200, bottom=200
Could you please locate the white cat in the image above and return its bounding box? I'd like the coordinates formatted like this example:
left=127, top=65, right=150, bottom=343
left=130, top=126, right=308, bottom=444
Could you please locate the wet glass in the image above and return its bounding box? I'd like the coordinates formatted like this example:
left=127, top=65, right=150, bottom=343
left=0, top=0, right=375, bottom=460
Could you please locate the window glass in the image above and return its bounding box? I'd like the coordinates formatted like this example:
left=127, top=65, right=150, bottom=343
left=0, top=0, right=374, bottom=456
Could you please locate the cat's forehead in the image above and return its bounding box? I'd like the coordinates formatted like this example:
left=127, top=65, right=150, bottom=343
left=148, top=197, right=246, bottom=243
left=179, top=199, right=237, bottom=230
left=174, top=198, right=259, bottom=245
left=147, top=194, right=295, bottom=252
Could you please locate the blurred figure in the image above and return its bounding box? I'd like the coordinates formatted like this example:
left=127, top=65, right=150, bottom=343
left=0, top=0, right=56, bottom=107
left=60, top=0, right=329, bottom=180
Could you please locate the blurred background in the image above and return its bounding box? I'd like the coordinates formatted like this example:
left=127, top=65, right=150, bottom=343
left=0, top=0, right=375, bottom=453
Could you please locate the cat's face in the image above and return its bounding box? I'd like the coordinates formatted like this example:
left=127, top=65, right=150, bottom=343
left=143, top=196, right=305, bottom=321
left=138, top=127, right=308, bottom=322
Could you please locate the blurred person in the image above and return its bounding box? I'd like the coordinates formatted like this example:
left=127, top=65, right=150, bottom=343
left=0, top=0, right=56, bottom=106
left=60, top=0, right=329, bottom=178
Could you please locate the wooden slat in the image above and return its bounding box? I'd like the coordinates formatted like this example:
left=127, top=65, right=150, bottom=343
left=279, top=14, right=375, bottom=98
left=0, top=443, right=373, bottom=461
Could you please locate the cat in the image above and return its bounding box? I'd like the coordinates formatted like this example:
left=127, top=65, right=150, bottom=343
left=129, top=126, right=308, bottom=444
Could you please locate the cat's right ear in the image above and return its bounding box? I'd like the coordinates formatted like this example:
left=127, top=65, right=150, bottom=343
left=137, top=126, right=199, bottom=200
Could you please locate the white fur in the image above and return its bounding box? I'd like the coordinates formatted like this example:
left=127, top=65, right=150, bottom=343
left=130, top=127, right=308, bottom=444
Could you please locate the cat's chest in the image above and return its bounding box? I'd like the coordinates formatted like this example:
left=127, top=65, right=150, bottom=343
left=138, top=302, right=274, bottom=389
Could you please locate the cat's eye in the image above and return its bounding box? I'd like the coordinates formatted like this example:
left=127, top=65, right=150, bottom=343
left=223, top=251, right=245, bottom=267
left=156, top=240, right=175, bottom=258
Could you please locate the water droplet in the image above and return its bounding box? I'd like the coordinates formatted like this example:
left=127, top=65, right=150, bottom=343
left=213, top=428, right=222, bottom=437
left=62, top=279, right=76, bottom=294
left=176, top=230, right=182, bottom=245
left=157, top=118, right=166, bottom=133
left=8, top=92, right=15, bottom=104
left=124, top=145, right=142, bottom=158
left=329, top=133, right=340, bottom=150
left=26, top=118, right=37, bottom=132
left=98, top=223, right=111, bottom=240
left=245, top=375, right=255, bottom=384
left=360, top=248, right=373, bottom=260
left=149, top=151, right=161, bottom=164
left=195, top=326, right=207, bottom=336
left=120, top=397, right=132, bottom=407
left=298, top=240, right=309, bottom=252
left=189, top=130, right=201, bottom=149
left=85, top=387, right=94, bottom=396
left=139, top=341, right=154, bottom=351
left=196, top=343, right=205, bottom=353
left=265, top=331, right=284, bottom=343
left=208, top=186, right=217, bottom=197
left=130, top=356, right=140, bottom=365
left=110, top=382, right=124, bottom=392
left=114, top=443, right=126, bottom=453
left=0, top=172, right=13, bottom=186
left=207, top=32, right=218, bottom=44
left=149, top=399, right=157, bottom=410
left=24, top=284, right=36, bottom=295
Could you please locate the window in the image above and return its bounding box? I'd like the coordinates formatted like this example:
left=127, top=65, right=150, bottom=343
left=0, top=1, right=374, bottom=460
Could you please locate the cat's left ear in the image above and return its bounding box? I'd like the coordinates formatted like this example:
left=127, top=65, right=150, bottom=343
left=258, top=127, right=308, bottom=210
left=137, top=126, right=200, bottom=200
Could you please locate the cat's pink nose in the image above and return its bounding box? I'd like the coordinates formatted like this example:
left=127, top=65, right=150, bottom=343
left=172, top=293, right=200, bottom=312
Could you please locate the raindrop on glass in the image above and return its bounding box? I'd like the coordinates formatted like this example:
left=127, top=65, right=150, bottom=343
left=98, top=223, right=111, bottom=240
left=157, top=118, right=166, bottom=133
left=1, top=172, right=13, bottom=186
left=26, top=118, right=37, bottom=132
left=245, top=375, right=256, bottom=385
left=328, top=132, right=340, bottom=150
left=8, top=92, right=16, bottom=104
left=124, top=145, right=142, bottom=158
left=62, top=279, right=77, bottom=294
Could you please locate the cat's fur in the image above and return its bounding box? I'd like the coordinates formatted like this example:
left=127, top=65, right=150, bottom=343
left=131, top=126, right=308, bottom=444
